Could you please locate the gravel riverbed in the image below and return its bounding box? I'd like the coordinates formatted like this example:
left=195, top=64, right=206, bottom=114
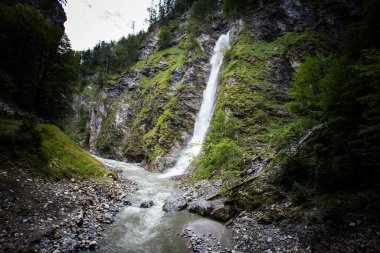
left=0, top=167, right=136, bottom=252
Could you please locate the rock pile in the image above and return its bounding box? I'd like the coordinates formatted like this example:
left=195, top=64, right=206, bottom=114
left=0, top=167, right=137, bottom=252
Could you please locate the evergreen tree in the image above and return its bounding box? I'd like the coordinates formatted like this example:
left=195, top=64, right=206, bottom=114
left=279, top=0, right=380, bottom=192
left=0, top=3, right=80, bottom=120
left=158, top=25, right=172, bottom=50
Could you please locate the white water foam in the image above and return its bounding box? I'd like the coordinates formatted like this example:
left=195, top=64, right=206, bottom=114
left=161, top=32, right=230, bottom=178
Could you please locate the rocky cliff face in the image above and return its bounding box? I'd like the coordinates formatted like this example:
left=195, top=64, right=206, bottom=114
left=193, top=0, right=360, bottom=181
left=72, top=0, right=359, bottom=173
left=72, top=12, right=228, bottom=171
left=4, top=0, right=66, bottom=28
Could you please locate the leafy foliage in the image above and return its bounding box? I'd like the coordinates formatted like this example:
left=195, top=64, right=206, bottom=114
left=0, top=118, right=47, bottom=170
left=0, top=3, right=80, bottom=121
left=195, top=138, right=244, bottom=180
left=222, top=0, right=257, bottom=18
left=277, top=0, right=380, bottom=192
left=80, top=31, right=146, bottom=87
left=158, top=25, right=172, bottom=50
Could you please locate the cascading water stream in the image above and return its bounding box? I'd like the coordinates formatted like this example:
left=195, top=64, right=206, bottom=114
left=95, top=32, right=232, bottom=253
left=161, top=32, right=231, bottom=178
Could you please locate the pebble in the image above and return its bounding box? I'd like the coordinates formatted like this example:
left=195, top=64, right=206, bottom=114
left=0, top=166, right=135, bottom=252
left=89, top=240, right=97, bottom=249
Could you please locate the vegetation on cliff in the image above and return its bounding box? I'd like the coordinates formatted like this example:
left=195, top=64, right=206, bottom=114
left=0, top=0, right=108, bottom=182
left=274, top=0, right=380, bottom=194
left=0, top=1, right=80, bottom=121
left=71, top=1, right=380, bottom=207
left=192, top=0, right=380, bottom=215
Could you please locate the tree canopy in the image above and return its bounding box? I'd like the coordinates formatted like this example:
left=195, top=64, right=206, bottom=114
left=0, top=3, right=79, bottom=121
left=278, top=0, right=380, bottom=192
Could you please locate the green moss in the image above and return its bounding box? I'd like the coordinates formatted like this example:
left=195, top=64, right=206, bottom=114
left=105, top=73, right=122, bottom=86
left=40, top=124, right=108, bottom=180
left=0, top=119, right=108, bottom=180
left=194, top=138, right=244, bottom=180
left=193, top=26, right=334, bottom=186
left=94, top=44, right=191, bottom=163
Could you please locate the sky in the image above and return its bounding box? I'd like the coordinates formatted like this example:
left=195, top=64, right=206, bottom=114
left=63, top=0, right=158, bottom=51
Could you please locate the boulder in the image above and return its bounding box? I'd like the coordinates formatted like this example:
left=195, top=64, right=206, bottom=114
left=163, top=195, right=188, bottom=212
left=188, top=200, right=213, bottom=216
left=140, top=200, right=154, bottom=208
left=210, top=204, right=236, bottom=221
left=122, top=199, right=132, bottom=206
left=89, top=240, right=97, bottom=250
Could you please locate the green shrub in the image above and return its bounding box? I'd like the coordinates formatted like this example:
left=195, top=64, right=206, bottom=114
left=292, top=182, right=313, bottom=202
left=158, top=25, right=172, bottom=50
left=0, top=117, right=47, bottom=171
left=195, top=138, right=244, bottom=180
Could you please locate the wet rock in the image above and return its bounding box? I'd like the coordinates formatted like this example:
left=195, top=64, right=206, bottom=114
left=197, top=34, right=215, bottom=55
left=140, top=200, right=154, bottom=208
left=266, top=57, right=292, bottom=91
left=120, top=74, right=139, bottom=90
left=230, top=19, right=245, bottom=44
left=210, top=203, right=236, bottom=221
left=61, top=237, right=79, bottom=252
left=163, top=195, right=188, bottom=212
left=122, top=199, right=132, bottom=206
left=188, top=200, right=213, bottom=216
left=104, top=212, right=114, bottom=222
left=139, top=27, right=159, bottom=60
left=251, top=0, right=316, bottom=42
left=89, top=240, right=97, bottom=250
left=158, top=61, right=168, bottom=70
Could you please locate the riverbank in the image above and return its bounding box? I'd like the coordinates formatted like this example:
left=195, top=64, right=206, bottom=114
left=0, top=165, right=136, bottom=252
left=2, top=159, right=379, bottom=253
left=175, top=175, right=380, bottom=253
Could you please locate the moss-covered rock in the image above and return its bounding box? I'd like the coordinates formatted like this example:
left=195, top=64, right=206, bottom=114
left=194, top=0, right=347, bottom=185
left=71, top=10, right=226, bottom=171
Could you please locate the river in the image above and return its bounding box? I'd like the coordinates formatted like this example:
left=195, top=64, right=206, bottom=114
left=95, top=32, right=231, bottom=252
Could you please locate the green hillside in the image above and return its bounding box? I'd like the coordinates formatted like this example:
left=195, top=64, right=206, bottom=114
left=0, top=118, right=108, bottom=180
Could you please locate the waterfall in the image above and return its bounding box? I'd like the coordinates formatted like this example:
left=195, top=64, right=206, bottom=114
left=161, top=32, right=231, bottom=178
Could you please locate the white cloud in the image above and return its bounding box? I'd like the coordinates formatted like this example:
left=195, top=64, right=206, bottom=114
left=63, top=0, right=158, bottom=51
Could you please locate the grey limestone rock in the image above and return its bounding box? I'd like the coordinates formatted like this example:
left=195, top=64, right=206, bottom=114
left=163, top=195, right=188, bottom=212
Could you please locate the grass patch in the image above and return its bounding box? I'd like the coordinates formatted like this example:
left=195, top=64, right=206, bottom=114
left=40, top=124, right=108, bottom=180
left=106, top=73, right=122, bottom=86
left=0, top=118, right=108, bottom=181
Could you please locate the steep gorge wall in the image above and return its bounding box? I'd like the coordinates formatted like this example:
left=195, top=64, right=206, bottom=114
left=72, top=0, right=360, bottom=173
left=195, top=0, right=361, bottom=182
left=3, top=0, right=66, bottom=28
left=72, top=11, right=228, bottom=171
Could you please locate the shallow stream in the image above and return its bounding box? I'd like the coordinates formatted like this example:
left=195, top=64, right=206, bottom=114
left=95, top=32, right=232, bottom=252
left=96, top=157, right=199, bottom=253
